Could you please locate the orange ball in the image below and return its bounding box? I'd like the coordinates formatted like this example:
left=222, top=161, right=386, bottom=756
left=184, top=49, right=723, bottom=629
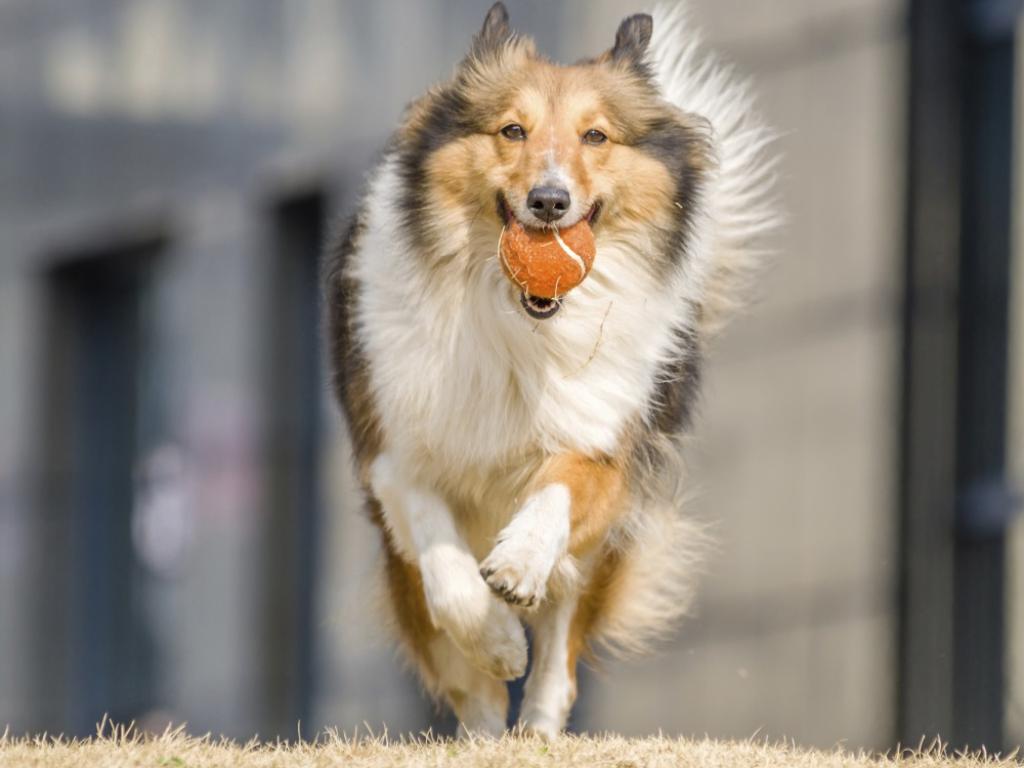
left=499, top=218, right=596, bottom=299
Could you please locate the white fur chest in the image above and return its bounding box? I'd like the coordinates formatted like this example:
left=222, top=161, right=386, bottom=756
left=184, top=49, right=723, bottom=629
left=352, top=162, right=690, bottom=478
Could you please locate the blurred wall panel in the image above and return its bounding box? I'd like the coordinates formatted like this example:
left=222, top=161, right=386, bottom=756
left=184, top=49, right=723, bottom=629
left=164, top=199, right=276, bottom=739
left=0, top=279, right=34, bottom=734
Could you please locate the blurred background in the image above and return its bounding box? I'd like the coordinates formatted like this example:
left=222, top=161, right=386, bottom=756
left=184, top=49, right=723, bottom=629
left=0, top=0, right=1021, bottom=754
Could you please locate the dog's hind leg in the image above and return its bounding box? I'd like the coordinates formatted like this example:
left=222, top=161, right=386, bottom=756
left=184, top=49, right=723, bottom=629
left=521, top=594, right=580, bottom=739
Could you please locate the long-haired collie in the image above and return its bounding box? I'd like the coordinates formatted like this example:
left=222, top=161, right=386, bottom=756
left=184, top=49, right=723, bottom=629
left=324, top=1, right=776, bottom=737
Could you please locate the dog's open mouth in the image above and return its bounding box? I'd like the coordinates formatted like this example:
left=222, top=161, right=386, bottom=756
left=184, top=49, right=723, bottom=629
left=520, top=293, right=562, bottom=320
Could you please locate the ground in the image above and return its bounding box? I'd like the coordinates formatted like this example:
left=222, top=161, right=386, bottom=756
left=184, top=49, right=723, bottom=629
left=0, top=728, right=1020, bottom=768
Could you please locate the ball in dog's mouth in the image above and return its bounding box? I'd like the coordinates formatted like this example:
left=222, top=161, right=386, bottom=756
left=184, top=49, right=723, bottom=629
left=520, top=292, right=562, bottom=320
left=497, top=195, right=598, bottom=322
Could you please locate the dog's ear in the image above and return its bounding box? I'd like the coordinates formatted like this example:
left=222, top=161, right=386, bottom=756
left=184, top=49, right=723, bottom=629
left=474, top=2, right=513, bottom=54
left=610, top=13, right=653, bottom=67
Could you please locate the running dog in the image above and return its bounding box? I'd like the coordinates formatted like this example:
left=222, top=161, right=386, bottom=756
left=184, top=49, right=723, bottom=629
left=324, top=2, right=776, bottom=737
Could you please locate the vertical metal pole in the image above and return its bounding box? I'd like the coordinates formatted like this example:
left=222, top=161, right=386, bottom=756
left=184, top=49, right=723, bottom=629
left=953, top=0, right=1017, bottom=749
left=900, top=0, right=1019, bottom=750
left=899, top=0, right=963, bottom=745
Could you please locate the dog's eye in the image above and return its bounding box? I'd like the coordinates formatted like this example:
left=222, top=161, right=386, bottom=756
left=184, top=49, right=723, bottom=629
left=583, top=129, right=608, bottom=145
left=500, top=123, right=526, bottom=141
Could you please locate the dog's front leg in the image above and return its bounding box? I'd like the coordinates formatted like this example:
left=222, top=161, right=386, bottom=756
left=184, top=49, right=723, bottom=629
left=370, top=454, right=527, bottom=681
left=481, top=453, right=627, bottom=608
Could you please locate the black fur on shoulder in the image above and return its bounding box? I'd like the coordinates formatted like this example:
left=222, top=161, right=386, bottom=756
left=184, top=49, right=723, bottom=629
left=322, top=206, right=381, bottom=464
left=632, top=324, right=704, bottom=475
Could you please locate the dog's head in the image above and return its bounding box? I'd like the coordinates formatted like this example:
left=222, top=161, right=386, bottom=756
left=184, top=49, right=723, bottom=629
left=397, top=3, right=713, bottom=316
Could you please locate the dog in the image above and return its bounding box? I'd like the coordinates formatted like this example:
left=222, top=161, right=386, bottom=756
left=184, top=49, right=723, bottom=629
left=324, top=1, right=776, bottom=737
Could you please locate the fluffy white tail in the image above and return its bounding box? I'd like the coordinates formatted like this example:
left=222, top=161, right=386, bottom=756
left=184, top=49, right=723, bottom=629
left=593, top=492, right=709, bottom=657
left=649, top=3, right=780, bottom=337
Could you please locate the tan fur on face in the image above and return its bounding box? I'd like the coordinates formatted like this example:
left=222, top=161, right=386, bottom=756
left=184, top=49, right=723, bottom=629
left=419, top=54, right=700, bottom=265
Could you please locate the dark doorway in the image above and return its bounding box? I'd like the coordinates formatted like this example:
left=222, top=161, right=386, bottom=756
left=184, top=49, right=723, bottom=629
left=34, top=237, right=164, bottom=735
left=261, top=191, right=327, bottom=737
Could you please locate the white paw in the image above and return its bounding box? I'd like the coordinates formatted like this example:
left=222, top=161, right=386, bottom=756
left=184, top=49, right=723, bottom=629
left=480, top=484, right=570, bottom=609
left=480, top=535, right=554, bottom=608
left=461, top=597, right=529, bottom=681
left=520, top=679, right=575, bottom=740
left=420, top=543, right=528, bottom=681
left=520, top=714, right=562, bottom=741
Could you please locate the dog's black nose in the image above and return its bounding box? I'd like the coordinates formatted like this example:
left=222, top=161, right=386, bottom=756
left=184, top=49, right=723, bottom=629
left=527, top=186, right=571, bottom=222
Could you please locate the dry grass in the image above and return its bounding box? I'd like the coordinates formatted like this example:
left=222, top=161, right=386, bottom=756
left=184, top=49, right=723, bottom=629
left=0, top=727, right=1020, bottom=768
